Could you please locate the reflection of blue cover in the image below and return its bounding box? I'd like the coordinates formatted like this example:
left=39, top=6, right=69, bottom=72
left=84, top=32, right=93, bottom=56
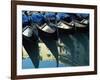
left=44, top=13, right=57, bottom=28
left=44, top=12, right=56, bottom=23
left=22, top=14, right=30, bottom=27
left=56, top=13, right=72, bottom=22
left=44, top=12, right=56, bottom=18
left=76, top=13, right=89, bottom=18
left=56, top=13, right=69, bottom=19
left=31, top=13, right=45, bottom=25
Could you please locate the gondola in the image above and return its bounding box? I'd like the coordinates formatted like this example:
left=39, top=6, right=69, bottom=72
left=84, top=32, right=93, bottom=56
left=57, top=21, right=75, bottom=34
left=74, top=20, right=89, bottom=32
left=36, top=23, right=58, bottom=40
left=36, top=23, right=60, bottom=67
left=68, top=13, right=89, bottom=32
left=57, top=20, right=89, bottom=34
left=22, top=25, right=40, bottom=68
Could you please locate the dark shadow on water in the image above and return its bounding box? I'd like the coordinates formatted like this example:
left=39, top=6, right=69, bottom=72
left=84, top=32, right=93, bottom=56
left=59, top=31, right=89, bottom=66
left=73, top=32, right=89, bottom=65
left=23, top=34, right=39, bottom=68
left=59, top=33, right=76, bottom=66
left=38, top=29, right=59, bottom=67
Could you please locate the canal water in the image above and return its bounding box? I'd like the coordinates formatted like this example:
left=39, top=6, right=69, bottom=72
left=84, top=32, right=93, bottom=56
left=22, top=32, right=89, bottom=69
left=22, top=58, right=71, bottom=69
